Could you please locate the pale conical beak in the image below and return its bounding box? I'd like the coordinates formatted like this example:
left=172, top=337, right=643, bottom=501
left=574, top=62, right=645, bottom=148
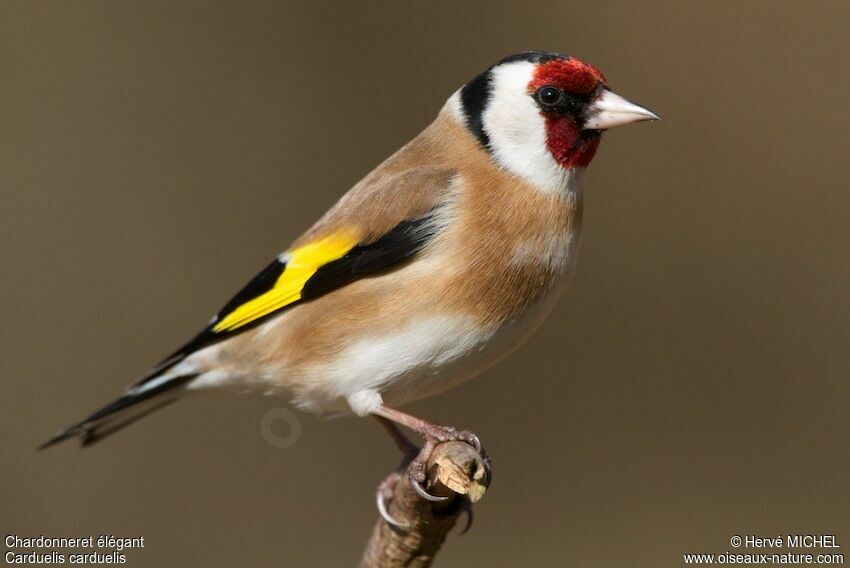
left=584, top=88, right=660, bottom=130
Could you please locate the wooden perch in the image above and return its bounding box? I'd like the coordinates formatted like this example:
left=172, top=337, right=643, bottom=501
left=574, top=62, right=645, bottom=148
left=360, top=441, right=491, bottom=567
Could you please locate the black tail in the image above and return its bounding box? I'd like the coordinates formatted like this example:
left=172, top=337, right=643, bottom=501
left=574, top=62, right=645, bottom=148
left=40, top=373, right=197, bottom=449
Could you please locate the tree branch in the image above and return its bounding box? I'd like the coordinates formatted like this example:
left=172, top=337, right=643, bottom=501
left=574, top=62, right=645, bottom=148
left=360, top=441, right=491, bottom=567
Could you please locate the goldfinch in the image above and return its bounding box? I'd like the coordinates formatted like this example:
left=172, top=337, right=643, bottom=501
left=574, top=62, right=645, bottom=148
left=43, top=52, right=658, bottom=483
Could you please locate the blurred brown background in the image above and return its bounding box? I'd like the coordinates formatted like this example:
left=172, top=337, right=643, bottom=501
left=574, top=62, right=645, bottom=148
left=2, top=1, right=848, bottom=566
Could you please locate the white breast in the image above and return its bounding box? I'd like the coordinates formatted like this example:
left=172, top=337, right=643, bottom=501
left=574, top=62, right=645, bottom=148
left=291, top=225, right=581, bottom=417
left=185, top=280, right=574, bottom=417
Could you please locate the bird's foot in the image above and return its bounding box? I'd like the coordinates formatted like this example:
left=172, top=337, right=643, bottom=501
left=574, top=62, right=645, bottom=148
left=374, top=457, right=477, bottom=534
left=372, top=407, right=491, bottom=533
left=405, top=425, right=490, bottom=505
left=406, top=438, right=444, bottom=500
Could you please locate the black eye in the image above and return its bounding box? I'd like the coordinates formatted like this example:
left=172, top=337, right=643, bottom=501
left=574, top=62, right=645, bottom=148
left=536, top=85, right=563, bottom=106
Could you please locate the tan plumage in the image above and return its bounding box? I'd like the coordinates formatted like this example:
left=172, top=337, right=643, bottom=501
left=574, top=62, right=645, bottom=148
left=210, top=110, right=583, bottom=414
left=43, top=50, right=657, bottom=451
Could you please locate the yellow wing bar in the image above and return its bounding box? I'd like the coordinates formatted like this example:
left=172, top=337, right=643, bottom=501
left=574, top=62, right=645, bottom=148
left=212, top=230, right=360, bottom=333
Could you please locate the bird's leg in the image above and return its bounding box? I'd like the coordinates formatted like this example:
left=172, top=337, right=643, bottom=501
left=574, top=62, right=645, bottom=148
left=373, top=415, right=447, bottom=503
left=373, top=405, right=483, bottom=453
left=372, top=415, right=419, bottom=462
left=372, top=405, right=489, bottom=496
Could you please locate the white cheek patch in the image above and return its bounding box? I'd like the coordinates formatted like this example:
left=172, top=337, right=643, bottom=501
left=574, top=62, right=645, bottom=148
left=482, top=61, right=572, bottom=193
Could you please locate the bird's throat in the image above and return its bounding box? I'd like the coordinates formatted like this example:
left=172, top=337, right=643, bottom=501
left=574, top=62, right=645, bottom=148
left=544, top=115, right=601, bottom=169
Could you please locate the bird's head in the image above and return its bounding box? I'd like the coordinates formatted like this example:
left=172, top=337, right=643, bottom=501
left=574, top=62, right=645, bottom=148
left=452, top=51, right=658, bottom=189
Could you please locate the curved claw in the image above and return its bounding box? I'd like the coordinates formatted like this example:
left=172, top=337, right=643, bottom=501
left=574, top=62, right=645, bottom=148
left=376, top=485, right=409, bottom=531
left=458, top=499, right=474, bottom=535
left=410, top=476, right=449, bottom=502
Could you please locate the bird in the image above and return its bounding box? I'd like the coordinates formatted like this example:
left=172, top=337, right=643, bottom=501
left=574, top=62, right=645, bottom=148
left=42, top=50, right=657, bottom=508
